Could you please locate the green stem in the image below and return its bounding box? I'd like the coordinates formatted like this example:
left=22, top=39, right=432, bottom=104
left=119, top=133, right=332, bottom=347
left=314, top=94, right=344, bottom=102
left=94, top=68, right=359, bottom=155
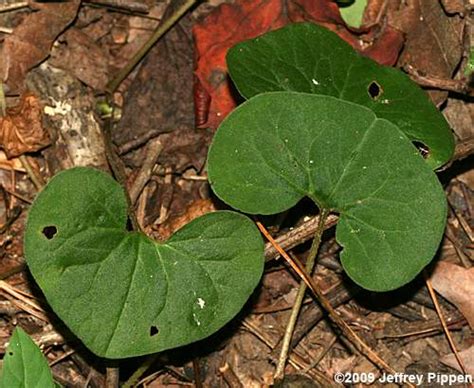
left=274, top=208, right=330, bottom=381
left=122, top=354, right=160, bottom=388
left=105, top=0, right=198, bottom=93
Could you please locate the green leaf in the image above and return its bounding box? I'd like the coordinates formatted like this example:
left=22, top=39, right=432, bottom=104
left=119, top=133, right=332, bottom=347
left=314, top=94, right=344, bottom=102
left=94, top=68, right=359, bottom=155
left=339, top=0, right=368, bottom=28
left=0, top=327, right=55, bottom=388
left=208, top=92, right=446, bottom=291
left=464, top=47, right=474, bottom=76
left=226, top=23, right=454, bottom=169
left=24, top=168, right=264, bottom=359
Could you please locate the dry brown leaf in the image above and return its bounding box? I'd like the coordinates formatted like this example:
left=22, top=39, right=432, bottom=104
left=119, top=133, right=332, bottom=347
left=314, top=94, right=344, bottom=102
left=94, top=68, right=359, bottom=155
left=157, top=127, right=212, bottom=173
left=430, top=261, right=474, bottom=329
left=0, top=93, right=49, bottom=158
left=49, top=28, right=111, bottom=91
left=155, top=198, right=217, bottom=240
left=440, top=345, right=474, bottom=376
left=0, top=0, right=80, bottom=94
left=396, top=0, right=464, bottom=105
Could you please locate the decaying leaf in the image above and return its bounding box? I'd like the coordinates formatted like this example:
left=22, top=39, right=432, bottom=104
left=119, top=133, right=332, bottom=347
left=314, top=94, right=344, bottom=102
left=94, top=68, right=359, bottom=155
left=113, top=6, right=195, bottom=167
left=49, top=28, right=111, bottom=91
left=396, top=0, right=464, bottom=105
left=193, top=0, right=404, bottom=129
left=430, top=261, right=474, bottom=329
left=440, top=345, right=474, bottom=376
left=155, top=198, right=217, bottom=240
left=0, top=0, right=81, bottom=94
left=0, top=93, right=50, bottom=158
left=158, top=127, right=212, bottom=172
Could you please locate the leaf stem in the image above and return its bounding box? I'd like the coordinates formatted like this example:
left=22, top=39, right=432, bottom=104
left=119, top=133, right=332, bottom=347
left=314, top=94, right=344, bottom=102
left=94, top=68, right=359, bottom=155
left=274, top=208, right=330, bottom=381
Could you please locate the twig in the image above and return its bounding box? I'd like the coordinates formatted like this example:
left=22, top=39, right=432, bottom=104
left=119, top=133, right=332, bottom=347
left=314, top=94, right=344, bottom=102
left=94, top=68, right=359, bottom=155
left=452, top=138, right=474, bottom=162
left=117, top=128, right=164, bottom=155
left=0, top=27, right=13, bottom=34
left=129, top=138, right=163, bottom=205
left=219, top=363, right=243, bottom=388
left=2, top=186, right=31, bottom=204
left=105, top=366, right=120, bottom=388
left=404, top=65, right=473, bottom=95
left=0, top=2, right=28, bottom=13
left=265, top=209, right=329, bottom=381
left=83, top=0, right=149, bottom=14
left=303, top=335, right=337, bottom=373
left=242, top=318, right=335, bottom=385
left=0, top=281, right=48, bottom=322
left=264, top=213, right=338, bottom=261
left=19, top=155, right=44, bottom=190
left=259, top=223, right=410, bottom=386
left=106, top=0, right=198, bottom=93
left=122, top=354, right=159, bottom=388
left=102, top=118, right=141, bottom=231
left=0, top=262, right=25, bottom=280
left=192, top=358, right=203, bottom=388
left=423, top=270, right=468, bottom=376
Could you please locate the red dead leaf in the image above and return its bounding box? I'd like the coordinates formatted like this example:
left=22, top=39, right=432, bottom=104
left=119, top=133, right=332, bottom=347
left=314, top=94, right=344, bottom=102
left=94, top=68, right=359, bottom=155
left=193, top=0, right=404, bottom=129
left=0, top=0, right=80, bottom=94
left=0, top=93, right=50, bottom=158
left=430, top=261, right=474, bottom=329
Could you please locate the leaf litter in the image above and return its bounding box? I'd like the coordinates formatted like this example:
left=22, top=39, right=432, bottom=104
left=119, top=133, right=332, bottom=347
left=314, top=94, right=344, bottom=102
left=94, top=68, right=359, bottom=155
left=0, top=0, right=472, bottom=386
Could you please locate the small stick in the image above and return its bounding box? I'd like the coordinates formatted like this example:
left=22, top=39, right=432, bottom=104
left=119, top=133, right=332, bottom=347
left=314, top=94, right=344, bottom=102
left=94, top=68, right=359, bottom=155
left=242, top=318, right=335, bottom=385
left=0, top=27, right=13, bottom=34
left=404, top=65, right=472, bottom=95
left=264, top=213, right=338, bottom=261
left=192, top=358, right=203, bottom=388
left=258, top=222, right=409, bottom=386
left=0, top=2, right=28, bottom=13
left=19, top=155, right=44, bottom=190
left=3, top=186, right=31, bottom=204
left=449, top=201, right=474, bottom=243
left=303, top=335, right=337, bottom=373
left=423, top=271, right=468, bottom=376
left=452, top=138, right=474, bottom=162
left=118, top=129, right=164, bottom=155
left=83, top=0, right=149, bottom=14
left=105, top=366, right=120, bottom=388
left=219, top=362, right=243, bottom=388
left=122, top=354, right=159, bottom=388
left=270, top=209, right=330, bottom=380
left=106, top=0, right=198, bottom=93
left=102, top=118, right=141, bottom=231
left=129, top=138, right=163, bottom=205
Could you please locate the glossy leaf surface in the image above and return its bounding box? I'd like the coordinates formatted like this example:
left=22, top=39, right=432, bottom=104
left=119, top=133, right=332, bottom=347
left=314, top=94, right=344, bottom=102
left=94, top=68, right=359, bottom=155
left=208, top=92, right=446, bottom=291
left=24, top=168, right=264, bottom=358
left=227, top=23, right=454, bottom=169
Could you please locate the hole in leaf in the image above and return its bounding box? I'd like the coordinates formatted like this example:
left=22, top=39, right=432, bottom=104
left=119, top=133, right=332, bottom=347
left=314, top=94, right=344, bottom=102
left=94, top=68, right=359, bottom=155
left=42, top=226, right=57, bottom=240
left=412, top=141, right=430, bottom=159
left=149, top=325, right=159, bottom=337
left=8, top=351, right=13, bottom=356
left=367, top=81, right=383, bottom=100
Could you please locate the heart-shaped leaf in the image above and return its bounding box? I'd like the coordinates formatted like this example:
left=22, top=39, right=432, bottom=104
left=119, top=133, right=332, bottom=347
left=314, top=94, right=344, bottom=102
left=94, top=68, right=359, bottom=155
left=0, top=327, right=55, bottom=388
left=24, top=168, right=264, bottom=359
left=226, top=23, right=454, bottom=169
left=208, top=92, right=446, bottom=291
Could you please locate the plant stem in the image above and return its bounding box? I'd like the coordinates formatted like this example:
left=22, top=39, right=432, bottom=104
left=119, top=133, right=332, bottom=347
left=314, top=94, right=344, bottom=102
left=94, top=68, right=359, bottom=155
left=274, top=209, right=330, bottom=381
left=122, top=354, right=160, bottom=388
left=105, top=0, right=198, bottom=93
